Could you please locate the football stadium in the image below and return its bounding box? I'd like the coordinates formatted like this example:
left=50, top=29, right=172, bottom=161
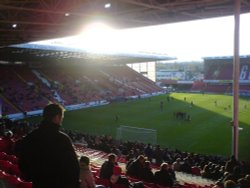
left=0, top=1, right=250, bottom=188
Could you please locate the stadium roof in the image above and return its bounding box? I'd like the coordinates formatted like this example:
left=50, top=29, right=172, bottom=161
left=1, top=0, right=250, bottom=47
left=0, top=42, right=175, bottom=64
left=203, top=55, right=250, bottom=60
left=0, top=1, right=249, bottom=64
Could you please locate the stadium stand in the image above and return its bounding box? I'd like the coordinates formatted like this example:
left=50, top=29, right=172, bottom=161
left=0, top=64, right=163, bottom=116
left=0, top=118, right=250, bottom=188
left=203, top=56, right=250, bottom=95
left=0, top=97, right=19, bottom=115
left=1, top=56, right=250, bottom=188
left=0, top=66, right=50, bottom=112
left=204, top=84, right=230, bottom=94
left=191, top=81, right=206, bottom=92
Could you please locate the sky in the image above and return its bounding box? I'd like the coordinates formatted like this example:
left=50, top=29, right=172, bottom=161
left=34, top=13, right=250, bottom=62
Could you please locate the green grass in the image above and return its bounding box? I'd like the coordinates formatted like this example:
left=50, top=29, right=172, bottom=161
left=27, top=93, right=250, bottom=161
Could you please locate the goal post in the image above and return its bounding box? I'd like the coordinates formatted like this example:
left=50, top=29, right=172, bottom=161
left=116, top=125, right=157, bottom=144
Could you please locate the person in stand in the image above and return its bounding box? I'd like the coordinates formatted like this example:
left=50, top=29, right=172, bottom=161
left=110, top=166, right=130, bottom=188
left=141, top=160, right=154, bottom=183
left=79, top=155, right=96, bottom=188
left=154, top=163, right=175, bottom=187
left=126, top=155, right=145, bottom=179
left=225, top=155, right=239, bottom=174
left=15, top=103, right=80, bottom=188
left=99, top=153, right=117, bottom=180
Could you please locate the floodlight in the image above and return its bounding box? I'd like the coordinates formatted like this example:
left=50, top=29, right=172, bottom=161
left=104, top=3, right=111, bottom=8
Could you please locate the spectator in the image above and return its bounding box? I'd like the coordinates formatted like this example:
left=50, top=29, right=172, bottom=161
left=237, top=177, right=250, bottom=188
left=100, top=153, right=117, bottom=179
left=144, top=144, right=153, bottom=161
left=224, top=180, right=237, bottom=188
left=201, top=165, right=212, bottom=179
left=79, top=155, right=96, bottom=188
left=15, top=103, right=80, bottom=188
left=141, top=160, right=154, bottom=183
left=223, top=166, right=242, bottom=183
left=0, top=130, right=14, bottom=154
left=245, top=174, right=250, bottom=182
left=225, top=155, right=239, bottom=173
left=180, top=158, right=192, bottom=174
left=212, top=181, right=224, bottom=188
left=210, top=165, right=222, bottom=180
left=168, top=163, right=176, bottom=181
left=154, top=163, right=174, bottom=187
left=126, top=155, right=145, bottom=179
left=110, top=166, right=129, bottom=188
left=153, top=145, right=163, bottom=165
left=173, top=158, right=182, bottom=172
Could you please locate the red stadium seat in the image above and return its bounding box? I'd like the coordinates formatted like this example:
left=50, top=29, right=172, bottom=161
left=0, top=152, right=7, bottom=160
left=0, top=170, right=6, bottom=187
left=9, top=164, right=22, bottom=177
left=18, top=181, right=33, bottom=188
left=5, top=173, right=22, bottom=187
left=0, top=160, right=12, bottom=173
left=6, top=155, right=18, bottom=165
left=96, top=177, right=111, bottom=188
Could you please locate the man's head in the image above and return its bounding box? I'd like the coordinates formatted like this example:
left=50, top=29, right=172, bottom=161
left=43, top=103, right=65, bottom=125
left=160, top=162, right=169, bottom=171
left=80, top=155, right=90, bottom=166
left=137, top=155, right=145, bottom=164
left=108, top=153, right=117, bottom=164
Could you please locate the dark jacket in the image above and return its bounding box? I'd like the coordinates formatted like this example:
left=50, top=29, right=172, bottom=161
left=99, top=160, right=115, bottom=179
left=126, top=160, right=144, bottom=179
left=154, top=170, right=174, bottom=187
left=15, top=120, right=80, bottom=188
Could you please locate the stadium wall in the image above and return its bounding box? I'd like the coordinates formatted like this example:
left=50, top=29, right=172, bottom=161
left=203, top=55, right=250, bottom=82
left=7, top=100, right=109, bottom=120
left=203, top=55, right=250, bottom=95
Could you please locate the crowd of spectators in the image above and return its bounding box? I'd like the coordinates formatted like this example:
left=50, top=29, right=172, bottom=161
left=1, top=116, right=250, bottom=188
left=60, top=129, right=250, bottom=188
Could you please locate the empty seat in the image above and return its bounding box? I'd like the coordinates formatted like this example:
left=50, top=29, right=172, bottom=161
left=3, top=171, right=22, bottom=188
left=9, top=164, right=22, bottom=177
left=0, top=160, right=12, bottom=173
left=18, top=180, right=33, bottom=188
left=0, top=152, right=7, bottom=160
left=6, top=155, right=18, bottom=165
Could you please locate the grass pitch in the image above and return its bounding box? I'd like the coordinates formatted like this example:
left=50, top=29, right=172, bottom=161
left=28, top=93, right=250, bottom=161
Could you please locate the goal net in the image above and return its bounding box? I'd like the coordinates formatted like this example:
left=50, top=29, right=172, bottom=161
left=116, top=125, right=157, bottom=144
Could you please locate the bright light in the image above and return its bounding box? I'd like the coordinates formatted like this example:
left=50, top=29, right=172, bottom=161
left=82, top=22, right=114, bottom=37
left=12, top=24, right=17, bottom=28
left=78, top=22, right=147, bottom=53
left=65, top=13, right=70, bottom=16
left=104, top=3, right=111, bottom=8
left=78, top=22, right=118, bottom=53
left=34, top=13, right=250, bottom=60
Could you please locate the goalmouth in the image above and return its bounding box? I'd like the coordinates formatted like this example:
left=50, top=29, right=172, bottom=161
left=116, top=125, right=157, bottom=144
